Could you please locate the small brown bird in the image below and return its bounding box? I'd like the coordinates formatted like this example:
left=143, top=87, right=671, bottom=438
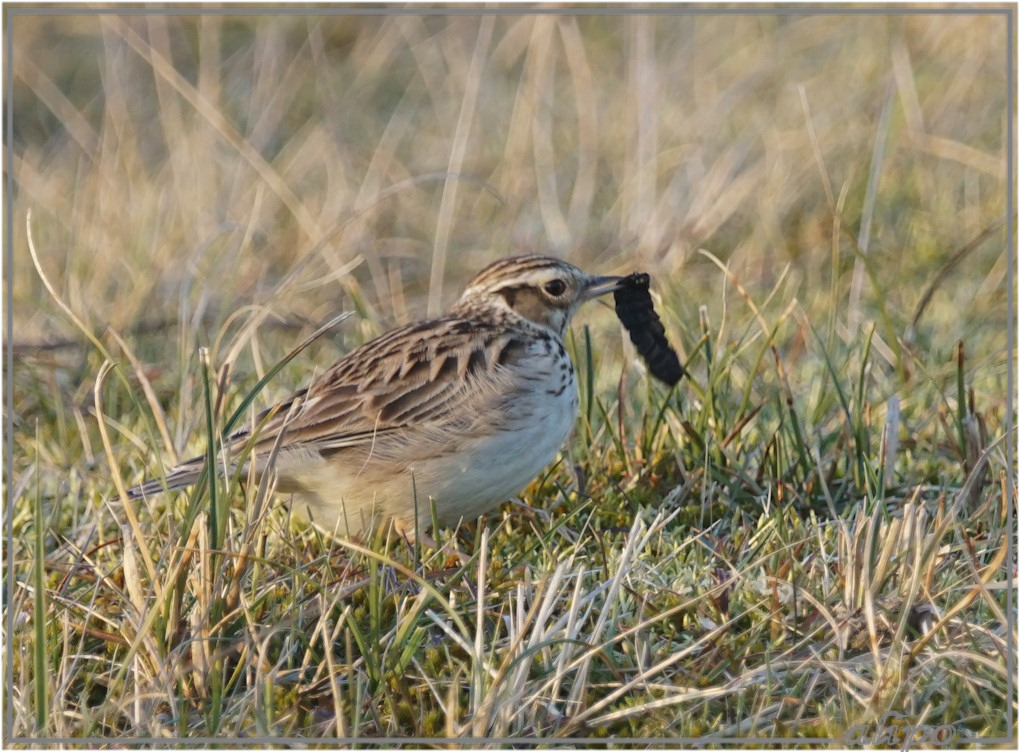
left=128, top=255, right=624, bottom=539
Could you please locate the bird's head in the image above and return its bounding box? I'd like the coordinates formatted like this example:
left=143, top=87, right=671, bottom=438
left=454, top=255, right=622, bottom=337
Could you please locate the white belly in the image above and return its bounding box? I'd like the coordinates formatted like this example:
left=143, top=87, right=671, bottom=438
left=418, top=386, right=579, bottom=524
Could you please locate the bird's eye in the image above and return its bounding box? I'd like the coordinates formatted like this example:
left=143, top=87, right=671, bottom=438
left=543, top=279, right=568, bottom=298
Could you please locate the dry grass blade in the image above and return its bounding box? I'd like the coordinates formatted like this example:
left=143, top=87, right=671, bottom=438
left=848, top=80, right=894, bottom=331
left=107, top=327, right=179, bottom=466
left=557, top=17, right=597, bottom=235
left=16, top=56, right=100, bottom=158
left=565, top=514, right=644, bottom=710
left=910, top=132, right=1006, bottom=178
left=907, top=214, right=1010, bottom=339
left=427, top=16, right=496, bottom=316
left=26, top=209, right=106, bottom=356
left=698, top=249, right=798, bottom=397
left=470, top=526, right=490, bottom=733
left=590, top=682, right=739, bottom=728
left=559, top=616, right=740, bottom=735
left=93, top=360, right=158, bottom=588
left=798, top=84, right=836, bottom=213
left=907, top=527, right=1011, bottom=665
left=530, top=17, right=570, bottom=250
left=320, top=599, right=351, bottom=738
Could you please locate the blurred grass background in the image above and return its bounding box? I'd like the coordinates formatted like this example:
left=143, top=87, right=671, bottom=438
left=6, top=9, right=1014, bottom=742
left=11, top=13, right=1009, bottom=353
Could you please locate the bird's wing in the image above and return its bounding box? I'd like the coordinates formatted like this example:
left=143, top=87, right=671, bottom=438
left=236, top=315, right=530, bottom=457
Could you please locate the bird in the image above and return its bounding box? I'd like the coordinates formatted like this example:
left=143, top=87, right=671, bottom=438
left=127, top=255, right=624, bottom=540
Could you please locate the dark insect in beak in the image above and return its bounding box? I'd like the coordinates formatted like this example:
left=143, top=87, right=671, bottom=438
left=613, top=273, right=685, bottom=386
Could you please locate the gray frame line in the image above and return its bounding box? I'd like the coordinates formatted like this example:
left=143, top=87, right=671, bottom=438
left=3, top=2, right=1015, bottom=747
left=1, top=5, right=1014, bottom=15
left=1006, top=3, right=1016, bottom=742
left=4, top=1, right=14, bottom=745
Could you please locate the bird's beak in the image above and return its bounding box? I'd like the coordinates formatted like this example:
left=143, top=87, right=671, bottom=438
left=584, top=275, right=624, bottom=300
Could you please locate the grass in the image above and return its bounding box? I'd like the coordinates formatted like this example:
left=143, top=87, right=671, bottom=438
left=7, top=9, right=1014, bottom=744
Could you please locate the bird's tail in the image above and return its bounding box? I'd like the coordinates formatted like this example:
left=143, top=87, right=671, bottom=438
left=124, top=459, right=209, bottom=500
left=124, top=411, right=292, bottom=500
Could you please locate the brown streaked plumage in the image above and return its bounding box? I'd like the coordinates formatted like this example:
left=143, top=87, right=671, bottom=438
left=127, top=255, right=623, bottom=539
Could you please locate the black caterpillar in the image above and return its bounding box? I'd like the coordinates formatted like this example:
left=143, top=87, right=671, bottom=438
left=613, top=273, right=685, bottom=386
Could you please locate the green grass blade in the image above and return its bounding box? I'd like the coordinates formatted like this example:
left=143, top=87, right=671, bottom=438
left=199, top=348, right=222, bottom=552
left=32, top=452, right=47, bottom=735
left=222, top=312, right=353, bottom=437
